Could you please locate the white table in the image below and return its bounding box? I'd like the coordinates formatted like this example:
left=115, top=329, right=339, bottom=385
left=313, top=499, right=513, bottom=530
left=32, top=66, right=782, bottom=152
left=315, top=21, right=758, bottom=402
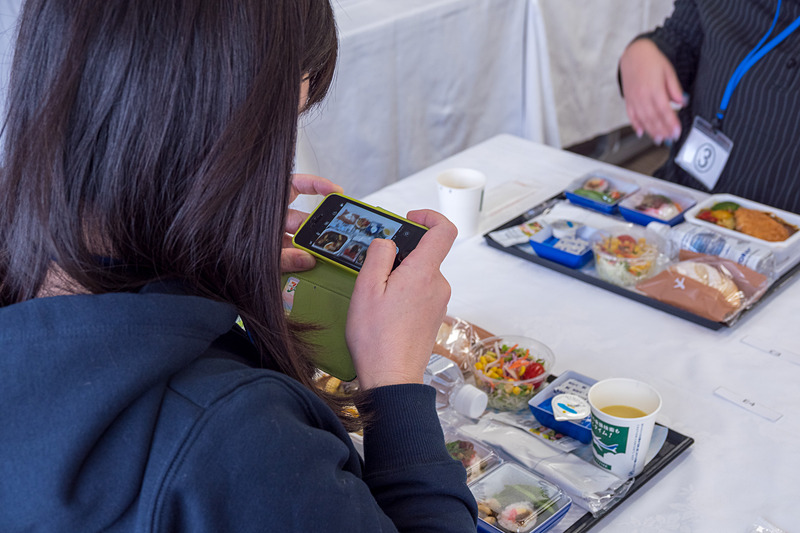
left=361, top=134, right=800, bottom=532
left=296, top=0, right=559, bottom=199
left=534, top=0, right=675, bottom=147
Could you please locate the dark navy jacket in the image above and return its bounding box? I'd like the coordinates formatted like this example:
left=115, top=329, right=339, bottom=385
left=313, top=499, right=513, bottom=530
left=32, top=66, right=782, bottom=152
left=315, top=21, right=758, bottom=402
left=0, top=284, right=477, bottom=532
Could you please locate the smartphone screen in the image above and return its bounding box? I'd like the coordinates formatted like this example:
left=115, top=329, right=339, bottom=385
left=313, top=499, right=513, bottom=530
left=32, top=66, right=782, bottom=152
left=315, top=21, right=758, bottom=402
left=293, top=194, right=427, bottom=273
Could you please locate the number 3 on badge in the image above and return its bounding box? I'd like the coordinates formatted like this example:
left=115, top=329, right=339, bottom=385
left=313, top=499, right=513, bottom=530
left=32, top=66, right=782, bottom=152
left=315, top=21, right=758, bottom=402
left=694, top=143, right=715, bottom=172
left=676, top=116, right=733, bottom=191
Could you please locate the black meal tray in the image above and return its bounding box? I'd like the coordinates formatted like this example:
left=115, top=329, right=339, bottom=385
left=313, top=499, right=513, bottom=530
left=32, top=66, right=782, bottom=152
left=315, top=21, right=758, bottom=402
left=470, top=372, right=694, bottom=532
left=530, top=373, right=694, bottom=532
left=483, top=194, right=800, bottom=330
left=562, top=423, right=693, bottom=532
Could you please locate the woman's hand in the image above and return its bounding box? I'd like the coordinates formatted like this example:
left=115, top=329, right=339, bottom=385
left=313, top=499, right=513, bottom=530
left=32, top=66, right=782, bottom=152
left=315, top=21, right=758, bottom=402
left=346, top=210, right=457, bottom=389
left=619, top=38, right=685, bottom=144
left=281, top=173, right=343, bottom=273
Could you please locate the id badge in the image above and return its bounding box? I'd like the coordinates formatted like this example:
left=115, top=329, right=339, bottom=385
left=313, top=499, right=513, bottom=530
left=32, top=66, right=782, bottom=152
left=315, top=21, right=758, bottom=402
left=675, top=116, right=733, bottom=190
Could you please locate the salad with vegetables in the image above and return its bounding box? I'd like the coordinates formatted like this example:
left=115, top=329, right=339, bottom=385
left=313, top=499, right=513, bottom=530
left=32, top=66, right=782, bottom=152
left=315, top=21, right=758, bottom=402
left=695, top=201, right=740, bottom=229
left=472, top=340, right=550, bottom=411
left=592, top=233, right=658, bottom=287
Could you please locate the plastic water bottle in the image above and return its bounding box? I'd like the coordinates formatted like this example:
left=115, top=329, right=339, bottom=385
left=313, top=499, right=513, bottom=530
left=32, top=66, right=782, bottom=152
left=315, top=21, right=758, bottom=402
left=647, top=221, right=774, bottom=273
left=423, top=354, right=488, bottom=418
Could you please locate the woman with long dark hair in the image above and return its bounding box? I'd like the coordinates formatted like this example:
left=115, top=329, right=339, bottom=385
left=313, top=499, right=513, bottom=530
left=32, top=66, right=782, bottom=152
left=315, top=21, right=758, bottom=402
left=0, top=1, right=477, bottom=531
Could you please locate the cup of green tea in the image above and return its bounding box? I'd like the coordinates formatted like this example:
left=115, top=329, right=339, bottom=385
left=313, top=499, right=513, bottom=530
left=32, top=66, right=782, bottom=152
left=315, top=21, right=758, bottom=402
left=587, top=378, right=662, bottom=479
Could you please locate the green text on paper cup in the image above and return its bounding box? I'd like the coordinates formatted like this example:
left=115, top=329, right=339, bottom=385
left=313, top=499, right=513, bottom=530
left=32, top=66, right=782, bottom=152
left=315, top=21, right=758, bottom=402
left=591, top=413, right=629, bottom=467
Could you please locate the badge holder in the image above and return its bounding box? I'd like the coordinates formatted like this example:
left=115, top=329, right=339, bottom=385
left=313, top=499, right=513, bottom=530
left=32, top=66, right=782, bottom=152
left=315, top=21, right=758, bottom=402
left=281, top=260, right=357, bottom=381
left=675, top=116, right=733, bottom=191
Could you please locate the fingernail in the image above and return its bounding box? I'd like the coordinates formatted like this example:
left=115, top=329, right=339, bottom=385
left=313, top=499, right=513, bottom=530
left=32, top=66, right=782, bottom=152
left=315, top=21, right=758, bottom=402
left=636, top=128, right=643, bottom=138
left=672, top=126, right=681, bottom=140
left=297, top=254, right=316, bottom=270
left=654, top=136, right=663, bottom=145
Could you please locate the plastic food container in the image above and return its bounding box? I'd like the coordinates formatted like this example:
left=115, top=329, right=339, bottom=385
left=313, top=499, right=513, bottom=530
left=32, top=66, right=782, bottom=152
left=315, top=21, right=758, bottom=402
left=471, top=463, right=572, bottom=533
left=564, top=171, right=640, bottom=214
left=528, top=371, right=597, bottom=444
left=683, top=193, right=800, bottom=264
left=619, top=185, right=697, bottom=226
left=592, top=226, right=660, bottom=287
left=444, top=428, right=502, bottom=483
left=470, top=335, right=555, bottom=412
left=530, top=224, right=605, bottom=269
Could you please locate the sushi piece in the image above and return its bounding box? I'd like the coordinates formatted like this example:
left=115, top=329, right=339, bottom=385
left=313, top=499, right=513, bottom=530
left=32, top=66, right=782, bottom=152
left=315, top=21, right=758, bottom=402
left=497, top=501, right=538, bottom=532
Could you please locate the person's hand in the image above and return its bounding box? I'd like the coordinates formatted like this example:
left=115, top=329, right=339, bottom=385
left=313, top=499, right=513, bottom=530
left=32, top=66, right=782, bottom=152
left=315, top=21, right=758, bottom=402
left=345, top=210, right=457, bottom=389
left=619, top=38, right=685, bottom=144
left=281, top=173, right=343, bottom=273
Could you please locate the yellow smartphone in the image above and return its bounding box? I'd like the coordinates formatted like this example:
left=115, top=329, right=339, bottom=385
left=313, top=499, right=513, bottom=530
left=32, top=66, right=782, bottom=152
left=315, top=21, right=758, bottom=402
left=292, top=193, right=428, bottom=274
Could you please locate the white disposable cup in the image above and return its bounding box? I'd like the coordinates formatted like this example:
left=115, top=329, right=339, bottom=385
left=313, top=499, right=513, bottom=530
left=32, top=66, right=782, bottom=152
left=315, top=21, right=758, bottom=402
left=436, top=168, right=487, bottom=239
left=587, top=378, right=662, bottom=479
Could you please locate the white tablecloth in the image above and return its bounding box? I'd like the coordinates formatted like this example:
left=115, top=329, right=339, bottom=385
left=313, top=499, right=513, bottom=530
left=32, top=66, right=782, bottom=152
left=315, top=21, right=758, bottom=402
left=297, top=1, right=679, bottom=197
left=535, top=0, right=675, bottom=147
left=296, top=0, right=559, bottom=199
left=360, top=134, right=800, bottom=532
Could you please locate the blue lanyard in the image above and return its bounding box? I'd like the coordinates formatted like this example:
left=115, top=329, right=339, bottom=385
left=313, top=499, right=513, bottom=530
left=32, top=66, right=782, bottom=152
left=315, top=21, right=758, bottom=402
left=717, top=0, right=800, bottom=125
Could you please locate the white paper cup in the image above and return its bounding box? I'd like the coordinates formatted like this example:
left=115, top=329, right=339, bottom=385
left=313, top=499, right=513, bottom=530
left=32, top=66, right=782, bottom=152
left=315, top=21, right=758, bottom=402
left=436, top=168, right=486, bottom=239
left=587, top=378, right=662, bottom=479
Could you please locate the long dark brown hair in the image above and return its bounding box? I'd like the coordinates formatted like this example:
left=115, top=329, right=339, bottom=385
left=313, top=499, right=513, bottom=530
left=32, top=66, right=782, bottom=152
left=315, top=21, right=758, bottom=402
left=0, top=0, right=357, bottom=426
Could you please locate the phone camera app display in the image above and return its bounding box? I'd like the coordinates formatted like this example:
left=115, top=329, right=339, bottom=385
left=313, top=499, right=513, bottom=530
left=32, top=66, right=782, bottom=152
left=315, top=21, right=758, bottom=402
left=311, top=202, right=402, bottom=269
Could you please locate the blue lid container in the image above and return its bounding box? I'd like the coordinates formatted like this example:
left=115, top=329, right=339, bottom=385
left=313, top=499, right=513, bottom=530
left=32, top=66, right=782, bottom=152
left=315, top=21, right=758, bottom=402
left=472, top=463, right=572, bottom=533
left=528, top=371, right=597, bottom=444
left=618, top=185, right=697, bottom=227
left=529, top=225, right=605, bottom=269
left=564, top=171, right=639, bottom=214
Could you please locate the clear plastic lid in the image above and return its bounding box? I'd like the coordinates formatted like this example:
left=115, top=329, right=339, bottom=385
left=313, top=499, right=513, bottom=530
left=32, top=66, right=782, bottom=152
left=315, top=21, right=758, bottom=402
left=618, top=185, right=697, bottom=223
left=565, top=170, right=640, bottom=210
left=591, top=224, right=666, bottom=287
left=469, top=463, right=570, bottom=533
left=444, top=429, right=501, bottom=483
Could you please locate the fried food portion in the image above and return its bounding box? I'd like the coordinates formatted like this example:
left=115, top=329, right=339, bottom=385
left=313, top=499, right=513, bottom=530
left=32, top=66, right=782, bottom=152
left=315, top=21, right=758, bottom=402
left=734, top=207, right=791, bottom=242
